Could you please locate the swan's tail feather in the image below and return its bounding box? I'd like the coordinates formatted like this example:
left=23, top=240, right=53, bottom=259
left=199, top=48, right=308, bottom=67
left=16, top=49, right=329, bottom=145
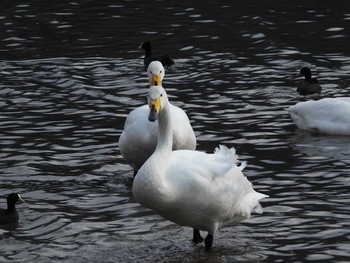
left=214, top=145, right=236, bottom=156
left=240, top=192, right=269, bottom=217
left=214, top=145, right=239, bottom=163
left=214, top=145, right=248, bottom=171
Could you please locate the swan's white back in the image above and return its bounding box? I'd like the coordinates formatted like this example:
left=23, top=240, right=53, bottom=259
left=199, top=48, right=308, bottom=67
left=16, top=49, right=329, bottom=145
left=287, top=98, right=350, bottom=135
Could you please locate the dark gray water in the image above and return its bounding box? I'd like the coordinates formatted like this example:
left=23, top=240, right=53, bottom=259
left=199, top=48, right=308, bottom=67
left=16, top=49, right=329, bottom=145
left=1, top=1, right=350, bottom=262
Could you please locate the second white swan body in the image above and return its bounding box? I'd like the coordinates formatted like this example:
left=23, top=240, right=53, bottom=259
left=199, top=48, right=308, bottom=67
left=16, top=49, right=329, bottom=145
left=119, top=61, right=196, bottom=173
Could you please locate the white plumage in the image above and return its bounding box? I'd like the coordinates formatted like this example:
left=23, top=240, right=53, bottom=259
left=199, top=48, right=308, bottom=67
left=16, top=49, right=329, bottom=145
left=133, top=85, right=268, bottom=250
left=287, top=97, right=350, bottom=136
left=119, top=61, right=196, bottom=173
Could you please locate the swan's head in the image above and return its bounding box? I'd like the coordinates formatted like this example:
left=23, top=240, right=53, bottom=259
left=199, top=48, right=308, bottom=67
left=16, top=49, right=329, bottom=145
left=147, top=61, right=165, bottom=86
left=147, top=85, right=168, bottom=122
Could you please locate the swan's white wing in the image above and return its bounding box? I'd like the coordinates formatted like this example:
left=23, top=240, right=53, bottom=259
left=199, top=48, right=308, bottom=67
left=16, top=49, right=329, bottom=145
left=169, top=104, right=196, bottom=150
left=168, top=145, right=237, bottom=182
left=119, top=105, right=158, bottom=170
left=155, top=146, right=267, bottom=231
left=165, top=146, right=255, bottom=213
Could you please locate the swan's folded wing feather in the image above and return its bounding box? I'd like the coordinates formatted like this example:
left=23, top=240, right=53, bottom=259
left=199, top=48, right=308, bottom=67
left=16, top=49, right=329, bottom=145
left=119, top=105, right=158, bottom=169
left=168, top=146, right=237, bottom=181
left=169, top=104, right=196, bottom=150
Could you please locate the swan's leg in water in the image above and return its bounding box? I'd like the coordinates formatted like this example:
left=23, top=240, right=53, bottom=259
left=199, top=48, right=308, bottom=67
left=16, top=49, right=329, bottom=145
left=192, top=229, right=203, bottom=244
left=205, top=234, right=213, bottom=250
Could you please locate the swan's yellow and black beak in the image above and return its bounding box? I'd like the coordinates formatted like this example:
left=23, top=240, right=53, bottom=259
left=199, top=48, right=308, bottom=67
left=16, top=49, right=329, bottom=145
left=148, top=97, right=161, bottom=122
left=151, top=74, right=162, bottom=86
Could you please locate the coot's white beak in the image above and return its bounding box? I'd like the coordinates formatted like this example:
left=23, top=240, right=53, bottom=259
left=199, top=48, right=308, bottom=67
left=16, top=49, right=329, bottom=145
left=18, top=194, right=25, bottom=203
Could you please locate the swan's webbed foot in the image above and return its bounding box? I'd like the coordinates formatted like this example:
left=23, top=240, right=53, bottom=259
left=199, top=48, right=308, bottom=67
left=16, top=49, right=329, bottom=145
left=204, top=234, right=213, bottom=250
left=192, top=229, right=203, bottom=244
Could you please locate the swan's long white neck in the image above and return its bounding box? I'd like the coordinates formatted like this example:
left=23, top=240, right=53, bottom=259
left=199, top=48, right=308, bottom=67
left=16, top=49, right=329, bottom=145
left=133, top=97, right=173, bottom=210
left=155, top=100, right=173, bottom=157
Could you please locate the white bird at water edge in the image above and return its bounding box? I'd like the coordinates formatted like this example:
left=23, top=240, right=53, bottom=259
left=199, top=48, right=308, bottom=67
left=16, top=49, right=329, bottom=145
left=287, top=97, right=350, bottom=136
left=133, top=85, right=268, bottom=250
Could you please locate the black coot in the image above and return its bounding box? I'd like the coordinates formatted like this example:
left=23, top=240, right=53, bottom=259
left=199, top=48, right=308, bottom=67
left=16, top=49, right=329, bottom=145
left=139, top=41, right=175, bottom=67
left=0, top=193, right=25, bottom=225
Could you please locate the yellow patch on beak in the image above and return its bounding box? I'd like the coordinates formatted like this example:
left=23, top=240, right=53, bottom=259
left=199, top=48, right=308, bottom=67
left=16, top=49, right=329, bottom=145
left=151, top=74, right=162, bottom=86
left=149, top=97, right=161, bottom=112
left=148, top=97, right=161, bottom=121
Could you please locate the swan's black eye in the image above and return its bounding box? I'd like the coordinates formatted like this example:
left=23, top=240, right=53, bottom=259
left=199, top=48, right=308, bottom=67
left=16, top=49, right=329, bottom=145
left=160, top=70, right=163, bottom=74
left=150, top=71, right=153, bottom=75
left=160, top=93, right=163, bottom=97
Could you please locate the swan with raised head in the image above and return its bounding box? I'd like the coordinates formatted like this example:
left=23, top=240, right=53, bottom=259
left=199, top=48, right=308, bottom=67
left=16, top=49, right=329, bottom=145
left=287, top=97, right=350, bottom=135
left=297, top=67, right=322, bottom=95
left=133, top=85, right=268, bottom=250
left=119, top=61, right=196, bottom=174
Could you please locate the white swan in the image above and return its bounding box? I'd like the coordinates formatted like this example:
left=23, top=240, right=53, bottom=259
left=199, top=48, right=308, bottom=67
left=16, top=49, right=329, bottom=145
left=287, top=97, right=350, bottom=135
left=119, top=61, right=196, bottom=174
left=133, top=85, right=268, bottom=250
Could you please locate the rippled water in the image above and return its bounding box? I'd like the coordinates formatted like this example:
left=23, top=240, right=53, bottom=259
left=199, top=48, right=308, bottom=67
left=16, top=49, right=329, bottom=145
left=1, top=1, right=350, bottom=262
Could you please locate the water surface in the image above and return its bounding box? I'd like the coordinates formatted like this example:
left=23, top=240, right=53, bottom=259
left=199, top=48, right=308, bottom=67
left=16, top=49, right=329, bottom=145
left=1, top=1, right=350, bottom=262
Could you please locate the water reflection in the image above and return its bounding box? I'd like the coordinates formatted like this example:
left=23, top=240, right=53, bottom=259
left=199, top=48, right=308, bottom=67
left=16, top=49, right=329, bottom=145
left=290, top=131, right=350, bottom=160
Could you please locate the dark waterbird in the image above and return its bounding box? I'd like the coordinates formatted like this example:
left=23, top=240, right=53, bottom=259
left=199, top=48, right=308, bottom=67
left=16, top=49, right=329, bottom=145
left=139, top=41, right=175, bottom=67
left=0, top=193, right=25, bottom=225
left=297, top=67, right=322, bottom=95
